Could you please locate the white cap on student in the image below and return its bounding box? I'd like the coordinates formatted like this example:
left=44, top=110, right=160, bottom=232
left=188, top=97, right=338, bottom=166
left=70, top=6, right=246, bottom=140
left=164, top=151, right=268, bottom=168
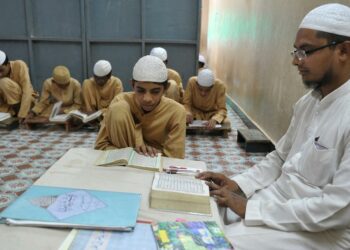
left=93, top=60, right=112, bottom=77
left=198, top=54, right=206, bottom=64
left=133, top=55, right=168, bottom=83
left=150, top=47, right=167, bottom=62
left=299, top=3, right=350, bottom=37
left=0, top=50, right=6, bottom=65
left=197, top=69, right=214, bottom=87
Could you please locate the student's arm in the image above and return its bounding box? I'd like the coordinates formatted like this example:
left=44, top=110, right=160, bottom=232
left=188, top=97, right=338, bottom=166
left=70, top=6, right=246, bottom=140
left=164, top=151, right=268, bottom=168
left=183, top=77, right=195, bottom=123
left=162, top=105, right=186, bottom=158
left=211, top=82, right=227, bottom=123
left=64, top=80, right=82, bottom=113
left=31, top=79, right=51, bottom=115
left=16, top=61, right=34, bottom=118
left=94, top=115, right=117, bottom=150
left=81, top=79, right=95, bottom=113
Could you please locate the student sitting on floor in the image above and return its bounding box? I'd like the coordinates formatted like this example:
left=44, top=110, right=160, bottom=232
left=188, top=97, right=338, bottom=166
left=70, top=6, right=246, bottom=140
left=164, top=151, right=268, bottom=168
left=82, top=60, right=123, bottom=114
left=198, top=53, right=206, bottom=71
left=95, top=55, right=186, bottom=159
left=25, top=65, right=81, bottom=121
left=0, top=50, right=36, bottom=123
left=150, top=47, right=184, bottom=103
left=184, top=68, right=230, bottom=129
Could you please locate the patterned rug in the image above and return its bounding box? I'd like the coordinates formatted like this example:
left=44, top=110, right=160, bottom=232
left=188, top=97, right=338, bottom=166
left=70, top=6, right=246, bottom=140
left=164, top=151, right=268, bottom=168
left=0, top=105, right=267, bottom=211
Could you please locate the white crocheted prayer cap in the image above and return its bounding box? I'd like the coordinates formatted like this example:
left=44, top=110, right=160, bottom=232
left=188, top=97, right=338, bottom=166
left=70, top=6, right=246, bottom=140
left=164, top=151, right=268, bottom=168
left=198, top=54, right=206, bottom=64
left=93, top=60, right=112, bottom=77
left=299, top=3, right=350, bottom=37
left=150, top=47, right=167, bottom=61
left=133, top=55, right=168, bottom=83
left=197, top=69, right=214, bottom=87
left=0, top=50, right=6, bottom=65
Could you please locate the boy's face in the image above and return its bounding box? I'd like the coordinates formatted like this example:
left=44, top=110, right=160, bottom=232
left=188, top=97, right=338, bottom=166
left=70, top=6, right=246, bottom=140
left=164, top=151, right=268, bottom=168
left=132, top=81, right=165, bottom=112
left=196, top=81, right=213, bottom=97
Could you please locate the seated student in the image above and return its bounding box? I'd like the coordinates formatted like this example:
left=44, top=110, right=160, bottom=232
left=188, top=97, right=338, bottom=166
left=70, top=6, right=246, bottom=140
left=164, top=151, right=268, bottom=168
left=95, top=55, right=186, bottom=159
left=150, top=47, right=184, bottom=103
left=198, top=4, right=350, bottom=249
left=0, top=50, right=36, bottom=123
left=184, top=68, right=230, bottom=129
left=198, top=54, right=206, bottom=71
left=82, top=60, right=123, bottom=114
left=25, top=66, right=81, bottom=120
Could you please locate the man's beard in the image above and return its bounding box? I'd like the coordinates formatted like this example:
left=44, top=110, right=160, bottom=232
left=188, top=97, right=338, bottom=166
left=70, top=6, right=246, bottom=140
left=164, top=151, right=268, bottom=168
left=303, top=68, right=333, bottom=90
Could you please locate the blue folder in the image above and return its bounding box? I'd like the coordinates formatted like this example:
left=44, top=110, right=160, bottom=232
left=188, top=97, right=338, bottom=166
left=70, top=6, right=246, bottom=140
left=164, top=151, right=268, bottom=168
left=0, top=185, right=141, bottom=231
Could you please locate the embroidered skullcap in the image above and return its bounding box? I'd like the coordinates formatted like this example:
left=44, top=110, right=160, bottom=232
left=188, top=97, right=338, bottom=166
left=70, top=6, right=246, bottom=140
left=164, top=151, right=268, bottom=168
left=150, top=47, right=167, bottom=62
left=197, top=69, right=214, bottom=87
left=133, top=55, right=168, bottom=83
left=0, top=50, right=6, bottom=65
left=299, top=3, right=350, bottom=37
left=198, top=54, right=206, bottom=64
left=93, top=60, right=112, bottom=77
left=52, top=66, right=70, bottom=85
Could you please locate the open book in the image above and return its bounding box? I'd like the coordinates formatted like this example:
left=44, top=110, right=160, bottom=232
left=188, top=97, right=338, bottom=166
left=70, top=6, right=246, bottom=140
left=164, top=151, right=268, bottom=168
left=188, top=120, right=222, bottom=128
left=150, top=173, right=211, bottom=214
left=49, top=101, right=102, bottom=123
left=96, top=147, right=206, bottom=173
left=0, top=112, right=11, bottom=122
left=96, top=147, right=162, bottom=171
left=0, top=185, right=141, bottom=231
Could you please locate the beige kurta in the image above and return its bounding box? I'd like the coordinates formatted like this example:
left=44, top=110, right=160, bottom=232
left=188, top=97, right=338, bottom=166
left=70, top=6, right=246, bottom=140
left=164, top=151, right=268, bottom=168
left=0, top=60, right=35, bottom=118
left=95, top=92, right=186, bottom=158
left=31, top=77, right=82, bottom=117
left=82, top=76, right=123, bottom=113
left=165, top=68, right=184, bottom=103
left=184, top=76, right=227, bottom=123
left=0, top=78, right=22, bottom=114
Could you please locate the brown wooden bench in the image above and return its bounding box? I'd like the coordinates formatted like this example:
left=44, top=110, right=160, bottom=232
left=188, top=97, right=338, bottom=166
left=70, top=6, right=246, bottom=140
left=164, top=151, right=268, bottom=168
left=186, top=123, right=231, bottom=138
left=237, top=128, right=274, bottom=152
left=25, top=117, right=81, bottom=132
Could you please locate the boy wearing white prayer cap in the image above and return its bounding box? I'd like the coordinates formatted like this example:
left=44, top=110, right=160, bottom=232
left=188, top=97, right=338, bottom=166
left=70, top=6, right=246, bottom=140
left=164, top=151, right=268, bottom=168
left=150, top=47, right=184, bottom=103
left=81, top=60, right=123, bottom=114
left=95, top=55, right=186, bottom=158
left=26, top=65, right=81, bottom=120
left=197, top=4, right=350, bottom=249
left=184, top=68, right=230, bottom=129
left=0, top=50, right=36, bottom=123
left=198, top=54, right=206, bottom=70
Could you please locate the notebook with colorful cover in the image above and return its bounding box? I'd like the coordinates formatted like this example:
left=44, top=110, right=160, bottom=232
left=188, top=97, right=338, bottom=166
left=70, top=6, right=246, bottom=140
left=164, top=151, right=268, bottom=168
left=153, top=221, right=234, bottom=250
left=0, top=185, right=141, bottom=231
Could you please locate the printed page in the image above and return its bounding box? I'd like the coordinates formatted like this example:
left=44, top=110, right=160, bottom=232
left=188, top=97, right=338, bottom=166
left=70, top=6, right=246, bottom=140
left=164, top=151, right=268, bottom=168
left=152, top=173, right=209, bottom=196
left=84, top=110, right=102, bottom=123
left=128, top=151, right=160, bottom=170
left=0, top=112, right=11, bottom=122
left=101, top=147, right=133, bottom=165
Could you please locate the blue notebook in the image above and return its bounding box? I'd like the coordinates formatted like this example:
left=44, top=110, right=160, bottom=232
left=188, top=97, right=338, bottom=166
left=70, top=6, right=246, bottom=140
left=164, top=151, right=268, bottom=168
left=0, top=185, right=141, bottom=231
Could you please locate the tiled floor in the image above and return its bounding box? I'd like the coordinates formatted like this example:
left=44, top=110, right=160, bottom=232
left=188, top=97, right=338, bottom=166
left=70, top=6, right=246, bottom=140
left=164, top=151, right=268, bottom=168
left=0, top=105, right=266, bottom=211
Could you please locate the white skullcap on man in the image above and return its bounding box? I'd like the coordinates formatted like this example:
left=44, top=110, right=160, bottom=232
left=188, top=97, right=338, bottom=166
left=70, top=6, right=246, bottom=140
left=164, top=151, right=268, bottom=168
left=299, top=3, right=350, bottom=37
left=197, top=69, right=214, bottom=87
left=150, top=47, right=167, bottom=62
left=133, top=55, right=168, bottom=83
left=198, top=54, right=206, bottom=64
left=0, top=50, right=6, bottom=65
left=93, top=60, right=112, bottom=77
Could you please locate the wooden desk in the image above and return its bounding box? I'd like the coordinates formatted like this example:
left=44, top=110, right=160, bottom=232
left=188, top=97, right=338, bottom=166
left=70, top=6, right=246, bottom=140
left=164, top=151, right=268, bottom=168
left=186, top=123, right=231, bottom=138
left=0, top=148, right=222, bottom=250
